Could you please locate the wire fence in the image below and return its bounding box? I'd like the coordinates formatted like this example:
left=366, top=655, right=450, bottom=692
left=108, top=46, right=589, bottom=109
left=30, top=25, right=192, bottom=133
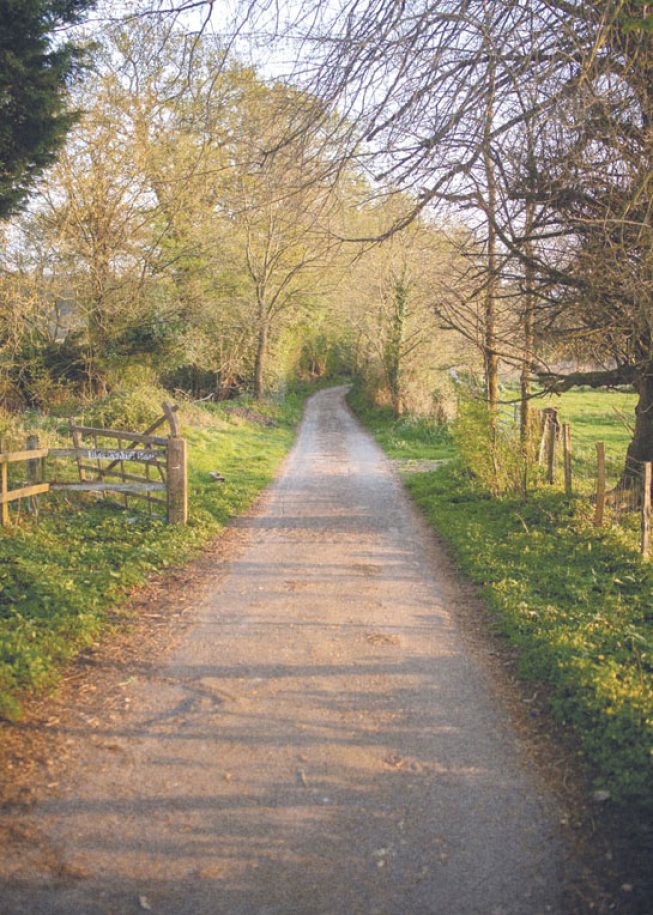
left=521, top=406, right=653, bottom=558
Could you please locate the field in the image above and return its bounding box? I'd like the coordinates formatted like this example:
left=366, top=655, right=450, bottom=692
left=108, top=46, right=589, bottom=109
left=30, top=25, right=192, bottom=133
left=350, top=386, right=653, bottom=811
left=533, top=387, right=637, bottom=487
left=0, top=391, right=308, bottom=720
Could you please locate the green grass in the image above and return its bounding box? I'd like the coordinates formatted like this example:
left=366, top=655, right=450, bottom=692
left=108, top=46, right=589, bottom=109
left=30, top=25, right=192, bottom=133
left=350, top=388, right=653, bottom=809
left=0, top=389, right=309, bottom=720
left=347, top=387, right=455, bottom=461
left=527, top=387, right=636, bottom=487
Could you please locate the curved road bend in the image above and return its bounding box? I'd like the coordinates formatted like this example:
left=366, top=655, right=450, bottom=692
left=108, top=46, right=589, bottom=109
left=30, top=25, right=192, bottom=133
left=1, top=386, right=574, bottom=915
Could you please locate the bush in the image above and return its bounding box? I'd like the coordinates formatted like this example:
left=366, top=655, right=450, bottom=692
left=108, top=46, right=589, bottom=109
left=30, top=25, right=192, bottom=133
left=86, top=385, right=171, bottom=431
left=451, top=393, right=524, bottom=496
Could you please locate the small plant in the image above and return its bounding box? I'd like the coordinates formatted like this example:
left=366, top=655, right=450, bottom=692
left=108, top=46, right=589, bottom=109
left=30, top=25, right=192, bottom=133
left=451, top=391, right=523, bottom=496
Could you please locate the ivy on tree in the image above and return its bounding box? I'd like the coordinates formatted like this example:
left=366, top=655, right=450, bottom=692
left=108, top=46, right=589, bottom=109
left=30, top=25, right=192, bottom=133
left=0, top=0, right=95, bottom=219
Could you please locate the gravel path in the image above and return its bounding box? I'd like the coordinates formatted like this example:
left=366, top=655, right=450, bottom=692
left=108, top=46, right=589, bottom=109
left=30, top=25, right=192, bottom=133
left=0, top=386, right=573, bottom=915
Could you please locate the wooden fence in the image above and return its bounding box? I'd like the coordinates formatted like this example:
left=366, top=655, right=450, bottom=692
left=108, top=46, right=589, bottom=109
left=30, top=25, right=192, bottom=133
left=533, top=406, right=651, bottom=558
left=0, top=402, right=187, bottom=526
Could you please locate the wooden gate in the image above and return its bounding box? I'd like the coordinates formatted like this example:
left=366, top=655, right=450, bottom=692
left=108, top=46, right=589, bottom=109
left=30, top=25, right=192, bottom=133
left=0, top=402, right=187, bottom=525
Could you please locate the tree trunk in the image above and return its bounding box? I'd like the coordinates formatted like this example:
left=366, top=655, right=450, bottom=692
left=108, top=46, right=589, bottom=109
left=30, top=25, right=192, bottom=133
left=385, top=281, right=407, bottom=419
left=483, top=50, right=499, bottom=427
left=621, top=369, right=653, bottom=489
left=254, top=321, right=268, bottom=400
left=520, top=181, right=536, bottom=451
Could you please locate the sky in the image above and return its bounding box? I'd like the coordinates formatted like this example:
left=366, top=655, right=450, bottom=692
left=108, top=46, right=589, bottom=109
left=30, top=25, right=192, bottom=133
left=81, top=1, right=290, bottom=77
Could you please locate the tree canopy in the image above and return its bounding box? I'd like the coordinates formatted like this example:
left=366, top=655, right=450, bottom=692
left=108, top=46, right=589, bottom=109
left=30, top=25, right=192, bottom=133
left=0, top=0, right=95, bottom=219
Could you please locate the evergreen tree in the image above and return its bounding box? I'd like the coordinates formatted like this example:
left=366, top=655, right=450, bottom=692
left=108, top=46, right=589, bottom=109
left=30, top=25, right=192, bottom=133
left=0, top=0, right=95, bottom=218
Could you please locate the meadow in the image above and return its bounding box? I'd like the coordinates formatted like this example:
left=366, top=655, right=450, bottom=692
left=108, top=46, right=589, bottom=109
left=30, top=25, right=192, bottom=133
left=532, top=387, right=637, bottom=488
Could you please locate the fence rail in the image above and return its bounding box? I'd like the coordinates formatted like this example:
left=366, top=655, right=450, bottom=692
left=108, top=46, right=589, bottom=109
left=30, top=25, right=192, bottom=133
left=0, top=402, right=187, bottom=527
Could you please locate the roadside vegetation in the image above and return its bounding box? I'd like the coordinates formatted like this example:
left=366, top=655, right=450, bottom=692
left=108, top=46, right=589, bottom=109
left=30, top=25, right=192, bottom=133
left=349, top=386, right=653, bottom=812
left=0, top=386, right=311, bottom=720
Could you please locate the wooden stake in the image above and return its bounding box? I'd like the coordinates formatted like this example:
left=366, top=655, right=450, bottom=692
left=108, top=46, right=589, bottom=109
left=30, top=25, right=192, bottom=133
left=0, top=437, right=7, bottom=526
left=546, top=412, right=557, bottom=484
left=71, top=423, right=86, bottom=482
left=26, top=434, right=40, bottom=514
left=167, top=437, right=187, bottom=524
left=642, top=462, right=651, bottom=558
left=537, top=411, right=548, bottom=465
left=594, top=442, right=606, bottom=527
left=562, top=423, right=572, bottom=496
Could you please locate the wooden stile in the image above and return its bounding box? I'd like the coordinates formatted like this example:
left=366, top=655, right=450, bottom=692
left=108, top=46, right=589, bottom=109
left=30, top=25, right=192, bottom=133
left=0, top=402, right=187, bottom=526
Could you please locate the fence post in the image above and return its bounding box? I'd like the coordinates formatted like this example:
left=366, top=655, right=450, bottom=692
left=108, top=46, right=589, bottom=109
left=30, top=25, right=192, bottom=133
left=594, top=442, right=606, bottom=527
left=641, top=462, right=651, bottom=558
left=26, top=434, right=40, bottom=515
left=167, top=436, right=187, bottom=525
left=545, top=409, right=558, bottom=484
left=70, top=420, right=87, bottom=482
left=0, top=437, right=7, bottom=526
left=537, top=411, right=548, bottom=464
left=562, top=423, right=572, bottom=496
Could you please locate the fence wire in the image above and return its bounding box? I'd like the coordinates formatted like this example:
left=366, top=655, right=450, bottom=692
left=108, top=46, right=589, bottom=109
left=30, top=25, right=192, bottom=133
left=610, top=455, right=647, bottom=526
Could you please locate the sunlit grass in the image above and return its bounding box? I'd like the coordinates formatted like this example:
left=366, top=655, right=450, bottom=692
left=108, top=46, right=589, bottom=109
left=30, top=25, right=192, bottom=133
left=0, top=390, right=307, bottom=720
left=537, top=388, right=636, bottom=489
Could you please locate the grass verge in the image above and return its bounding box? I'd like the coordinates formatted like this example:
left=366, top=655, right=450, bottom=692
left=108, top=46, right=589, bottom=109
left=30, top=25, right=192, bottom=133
left=0, top=388, right=310, bottom=720
left=349, top=391, right=653, bottom=811
left=346, top=387, right=455, bottom=461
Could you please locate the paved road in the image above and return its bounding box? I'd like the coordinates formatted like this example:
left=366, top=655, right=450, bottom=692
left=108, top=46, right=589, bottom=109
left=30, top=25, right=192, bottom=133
left=1, top=387, right=572, bottom=914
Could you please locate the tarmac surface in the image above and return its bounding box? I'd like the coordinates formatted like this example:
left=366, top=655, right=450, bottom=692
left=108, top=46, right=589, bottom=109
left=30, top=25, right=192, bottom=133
left=0, top=386, right=574, bottom=914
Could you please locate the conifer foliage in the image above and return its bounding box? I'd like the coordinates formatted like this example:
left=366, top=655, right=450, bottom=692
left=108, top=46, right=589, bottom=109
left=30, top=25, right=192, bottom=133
left=0, top=0, right=94, bottom=218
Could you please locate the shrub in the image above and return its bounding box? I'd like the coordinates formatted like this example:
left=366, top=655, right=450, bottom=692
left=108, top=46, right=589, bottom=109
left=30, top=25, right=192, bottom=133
left=86, top=385, right=171, bottom=431
left=451, top=393, right=523, bottom=496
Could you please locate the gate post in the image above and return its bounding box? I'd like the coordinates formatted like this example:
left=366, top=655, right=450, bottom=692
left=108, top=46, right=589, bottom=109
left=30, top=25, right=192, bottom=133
left=163, top=402, right=187, bottom=525
left=167, top=436, right=187, bottom=525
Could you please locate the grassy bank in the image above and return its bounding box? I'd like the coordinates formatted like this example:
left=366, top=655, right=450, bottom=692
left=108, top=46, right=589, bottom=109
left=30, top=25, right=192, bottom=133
left=347, top=387, right=455, bottom=461
left=350, top=390, right=653, bottom=810
left=0, top=388, right=309, bottom=720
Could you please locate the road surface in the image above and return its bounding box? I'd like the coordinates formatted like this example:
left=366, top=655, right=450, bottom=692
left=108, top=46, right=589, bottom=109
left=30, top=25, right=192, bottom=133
left=0, top=387, right=573, bottom=914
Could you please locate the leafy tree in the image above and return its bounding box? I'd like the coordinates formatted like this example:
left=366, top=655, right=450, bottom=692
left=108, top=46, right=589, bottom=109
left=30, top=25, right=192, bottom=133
left=234, top=0, right=653, bottom=481
left=0, top=0, right=96, bottom=218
